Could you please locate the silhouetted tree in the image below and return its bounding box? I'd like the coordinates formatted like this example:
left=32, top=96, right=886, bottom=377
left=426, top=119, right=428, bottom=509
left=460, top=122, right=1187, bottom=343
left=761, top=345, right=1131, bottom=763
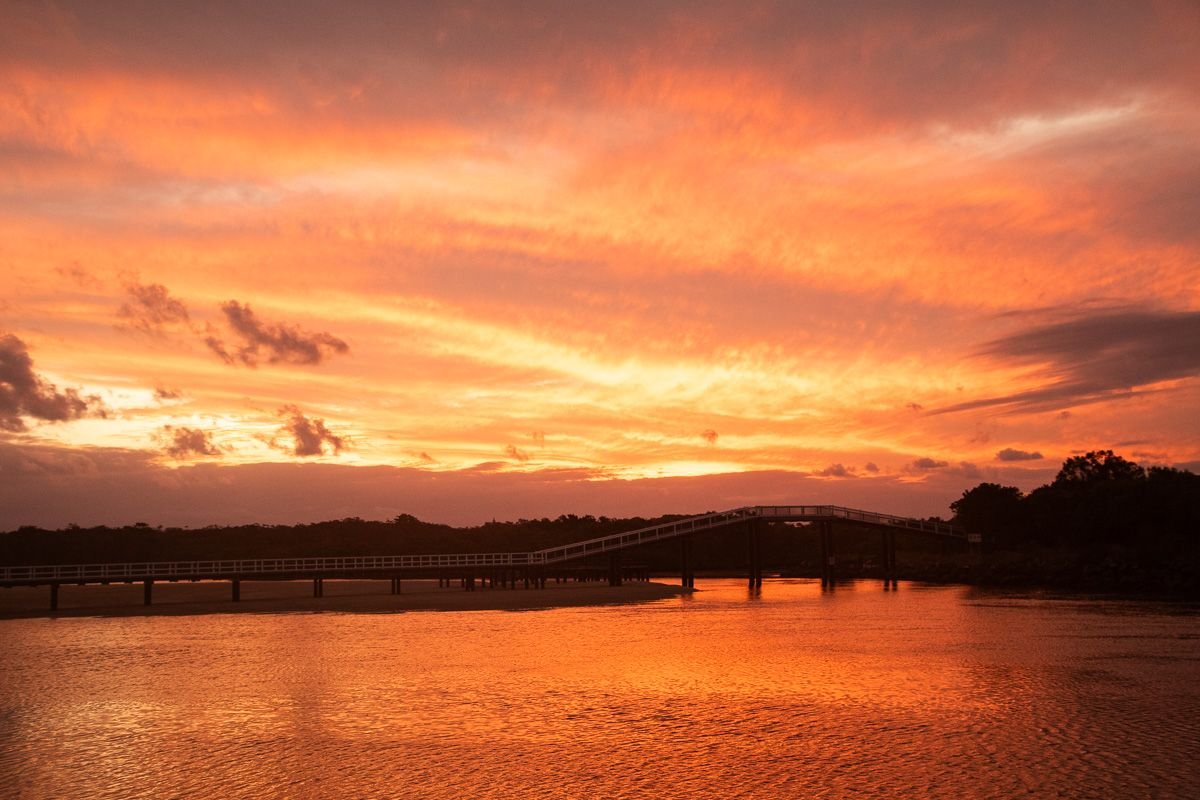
left=1054, top=450, right=1145, bottom=485
left=950, top=483, right=1026, bottom=546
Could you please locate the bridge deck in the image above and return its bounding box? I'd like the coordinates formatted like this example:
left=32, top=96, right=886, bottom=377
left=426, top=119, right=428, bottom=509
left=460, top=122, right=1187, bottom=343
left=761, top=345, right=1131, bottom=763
left=0, top=504, right=965, bottom=586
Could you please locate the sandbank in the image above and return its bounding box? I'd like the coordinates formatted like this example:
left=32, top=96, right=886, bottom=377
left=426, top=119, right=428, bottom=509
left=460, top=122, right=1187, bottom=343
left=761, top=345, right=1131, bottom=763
left=0, top=578, right=687, bottom=620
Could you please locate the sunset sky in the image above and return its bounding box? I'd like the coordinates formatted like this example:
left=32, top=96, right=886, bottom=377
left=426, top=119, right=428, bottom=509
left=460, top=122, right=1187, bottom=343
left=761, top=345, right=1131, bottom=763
left=3, top=1, right=1198, bottom=528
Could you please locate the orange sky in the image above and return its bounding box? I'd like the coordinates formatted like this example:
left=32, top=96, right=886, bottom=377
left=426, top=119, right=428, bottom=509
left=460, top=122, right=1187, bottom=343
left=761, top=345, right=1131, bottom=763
left=2, top=1, right=1199, bottom=528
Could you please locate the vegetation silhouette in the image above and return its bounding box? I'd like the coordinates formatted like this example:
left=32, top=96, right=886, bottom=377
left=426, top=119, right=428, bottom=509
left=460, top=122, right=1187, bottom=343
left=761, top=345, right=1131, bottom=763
left=950, top=450, right=1198, bottom=593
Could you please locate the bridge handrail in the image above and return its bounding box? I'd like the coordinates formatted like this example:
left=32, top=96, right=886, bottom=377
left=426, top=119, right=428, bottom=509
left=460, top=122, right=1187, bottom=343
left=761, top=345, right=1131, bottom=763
left=0, top=551, right=541, bottom=582
left=534, top=507, right=757, bottom=564
left=751, top=505, right=963, bottom=537
left=0, top=504, right=967, bottom=581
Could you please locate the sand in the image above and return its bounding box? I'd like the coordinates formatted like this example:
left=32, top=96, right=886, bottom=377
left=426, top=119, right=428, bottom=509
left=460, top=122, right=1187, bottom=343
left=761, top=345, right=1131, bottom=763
left=0, top=578, right=687, bottom=620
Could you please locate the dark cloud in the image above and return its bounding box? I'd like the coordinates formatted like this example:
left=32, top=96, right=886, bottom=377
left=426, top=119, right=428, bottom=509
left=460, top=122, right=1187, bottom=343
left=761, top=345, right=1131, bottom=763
left=0, top=334, right=99, bottom=431
left=996, top=448, right=1043, bottom=461
left=864, top=462, right=880, bottom=473
left=117, top=282, right=190, bottom=336
left=206, top=301, right=349, bottom=367
left=159, top=426, right=221, bottom=459
left=276, top=405, right=346, bottom=457
left=700, top=429, right=719, bottom=445
left=936, top=309, right=1200, bottom=414
left=153, top=385, right=183, bottom=401
left=505, top=444, right=530, bottom=462
left=816, top=463, right=855, bottom=478
left=909, top=457, right=949, bottom=471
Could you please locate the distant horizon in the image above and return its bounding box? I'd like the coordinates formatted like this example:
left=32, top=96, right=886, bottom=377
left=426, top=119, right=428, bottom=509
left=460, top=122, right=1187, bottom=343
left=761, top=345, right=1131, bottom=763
left=5, top=448, right=1195, bottom=532
left=1, top=458, right=991, bottom=531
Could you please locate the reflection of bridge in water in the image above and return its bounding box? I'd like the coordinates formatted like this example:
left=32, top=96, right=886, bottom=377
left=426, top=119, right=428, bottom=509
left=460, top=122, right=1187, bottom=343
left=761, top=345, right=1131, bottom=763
left=1, top=505, right=976, bottom=611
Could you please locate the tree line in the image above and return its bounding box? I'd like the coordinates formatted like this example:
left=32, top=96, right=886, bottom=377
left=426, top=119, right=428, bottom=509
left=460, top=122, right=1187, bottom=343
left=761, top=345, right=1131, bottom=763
left=950, top=450, right=1199, bottom=558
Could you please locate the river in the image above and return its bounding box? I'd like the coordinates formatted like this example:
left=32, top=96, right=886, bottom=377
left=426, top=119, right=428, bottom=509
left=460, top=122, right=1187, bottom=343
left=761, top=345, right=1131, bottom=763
left=2, top=578, right=1197, bottom=798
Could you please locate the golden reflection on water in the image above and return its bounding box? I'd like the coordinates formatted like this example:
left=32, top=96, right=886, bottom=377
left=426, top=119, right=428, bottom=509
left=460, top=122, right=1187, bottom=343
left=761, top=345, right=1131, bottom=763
left=2, top=579, right=1198, bottom=799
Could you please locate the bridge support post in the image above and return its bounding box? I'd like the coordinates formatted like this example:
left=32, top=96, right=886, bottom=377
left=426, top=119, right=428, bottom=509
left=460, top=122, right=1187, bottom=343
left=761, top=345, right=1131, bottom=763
left=232, top=579, right=241, bottom=602
left=748, top=520, right=763, bottom=588
left=818, top=521, right=829, bottom=584
left=313, top=578, right=324, bottom=598
left=50, top=583, right=59, bottom=611
left=143, top=579, right=153, bottom=606
left=887, top=531, right=897, bottom=588
left=608, top=551, right=623, bottom=587
left=390, top=577, right=402, bottom=595
left=680, top=535, right=694, bottom=589
left=819, top=521, right=836, bottom=586
left=880, top=530, right=889, bottom=586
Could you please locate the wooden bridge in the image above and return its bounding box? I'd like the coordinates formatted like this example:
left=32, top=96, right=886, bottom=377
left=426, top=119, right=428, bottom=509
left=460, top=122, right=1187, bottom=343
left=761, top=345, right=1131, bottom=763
left=0, top=505, right=973, bottom=610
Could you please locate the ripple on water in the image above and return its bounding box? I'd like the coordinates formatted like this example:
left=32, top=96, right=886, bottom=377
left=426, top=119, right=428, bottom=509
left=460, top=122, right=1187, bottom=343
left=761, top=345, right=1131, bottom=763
left=1, top=580, right=1198, bottom=799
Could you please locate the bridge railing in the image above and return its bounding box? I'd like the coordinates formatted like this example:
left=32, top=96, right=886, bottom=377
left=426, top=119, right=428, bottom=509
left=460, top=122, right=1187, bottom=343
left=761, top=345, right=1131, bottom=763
left=751, top=505, right=964, bottom=538
left=1, top=504, right=969, bottom=582
left=0, top=551, right=540, bottom=583
left=535, top=507, right=756, bottom=564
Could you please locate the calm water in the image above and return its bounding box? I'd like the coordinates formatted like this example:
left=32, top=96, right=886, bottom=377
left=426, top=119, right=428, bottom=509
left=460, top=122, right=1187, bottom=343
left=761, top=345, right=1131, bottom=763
left=2, top=579, right=1198, bottom=799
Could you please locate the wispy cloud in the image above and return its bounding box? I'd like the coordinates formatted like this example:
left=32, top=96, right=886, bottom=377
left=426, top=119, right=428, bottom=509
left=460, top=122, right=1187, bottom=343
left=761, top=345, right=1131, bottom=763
left=117, top=282, right=190, bottom=336
left=275, top=405, right=346, bottom=457
left=206, top=301, right=349, bottom=367
left=908, top=457, right=949, bottom=472
left=937, top=309, right=1200, bottom=414
left=505, top=444, right=531, bottom=462
left=996, top=448, right=1043, bottom=461
left=158, top=425, right=222, bottom=459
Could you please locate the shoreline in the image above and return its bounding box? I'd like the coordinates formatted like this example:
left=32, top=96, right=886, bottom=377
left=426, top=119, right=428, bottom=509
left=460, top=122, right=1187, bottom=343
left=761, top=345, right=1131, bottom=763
left=0, top=578, right=687, bottom=620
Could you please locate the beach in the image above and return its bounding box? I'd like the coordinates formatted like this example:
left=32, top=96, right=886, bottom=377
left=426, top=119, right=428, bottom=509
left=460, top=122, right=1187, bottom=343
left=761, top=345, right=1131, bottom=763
left=0, top=578, right=687, bottom=619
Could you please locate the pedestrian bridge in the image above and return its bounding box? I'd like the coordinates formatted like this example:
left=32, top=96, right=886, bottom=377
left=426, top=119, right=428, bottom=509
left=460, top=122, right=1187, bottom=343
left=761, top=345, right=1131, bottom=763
left=0, top=504, right=972, bottom=610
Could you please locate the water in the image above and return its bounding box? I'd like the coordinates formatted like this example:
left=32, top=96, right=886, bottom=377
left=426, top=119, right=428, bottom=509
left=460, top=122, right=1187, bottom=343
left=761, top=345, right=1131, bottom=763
left=2, top=579, right=1198, bottom=799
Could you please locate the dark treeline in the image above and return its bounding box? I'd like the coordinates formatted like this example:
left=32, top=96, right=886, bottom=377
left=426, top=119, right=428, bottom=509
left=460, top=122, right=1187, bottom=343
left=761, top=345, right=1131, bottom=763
left=951, top=450, right=1199, bottom=551
left=0, top=510, right=943, bottom=576
left=949, top=450, right=1200, bottom=594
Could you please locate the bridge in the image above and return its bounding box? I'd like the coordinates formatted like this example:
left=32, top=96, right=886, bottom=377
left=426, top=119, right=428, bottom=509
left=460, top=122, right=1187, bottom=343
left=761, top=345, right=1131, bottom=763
left=0, top=505, right=973, bottom=611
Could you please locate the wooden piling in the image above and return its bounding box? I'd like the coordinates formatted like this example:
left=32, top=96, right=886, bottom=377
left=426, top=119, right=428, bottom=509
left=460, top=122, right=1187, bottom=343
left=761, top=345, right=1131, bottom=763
left=608, top=551, right=623, bottom=587
left=748, top=520, right=763, bottom=588
left=680, top=535, right=694, bottom=589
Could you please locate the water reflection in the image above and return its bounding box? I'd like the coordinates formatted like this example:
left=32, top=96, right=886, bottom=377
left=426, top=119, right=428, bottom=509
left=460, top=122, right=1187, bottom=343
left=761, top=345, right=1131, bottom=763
left=1, top=579, right=1197, bottom=799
